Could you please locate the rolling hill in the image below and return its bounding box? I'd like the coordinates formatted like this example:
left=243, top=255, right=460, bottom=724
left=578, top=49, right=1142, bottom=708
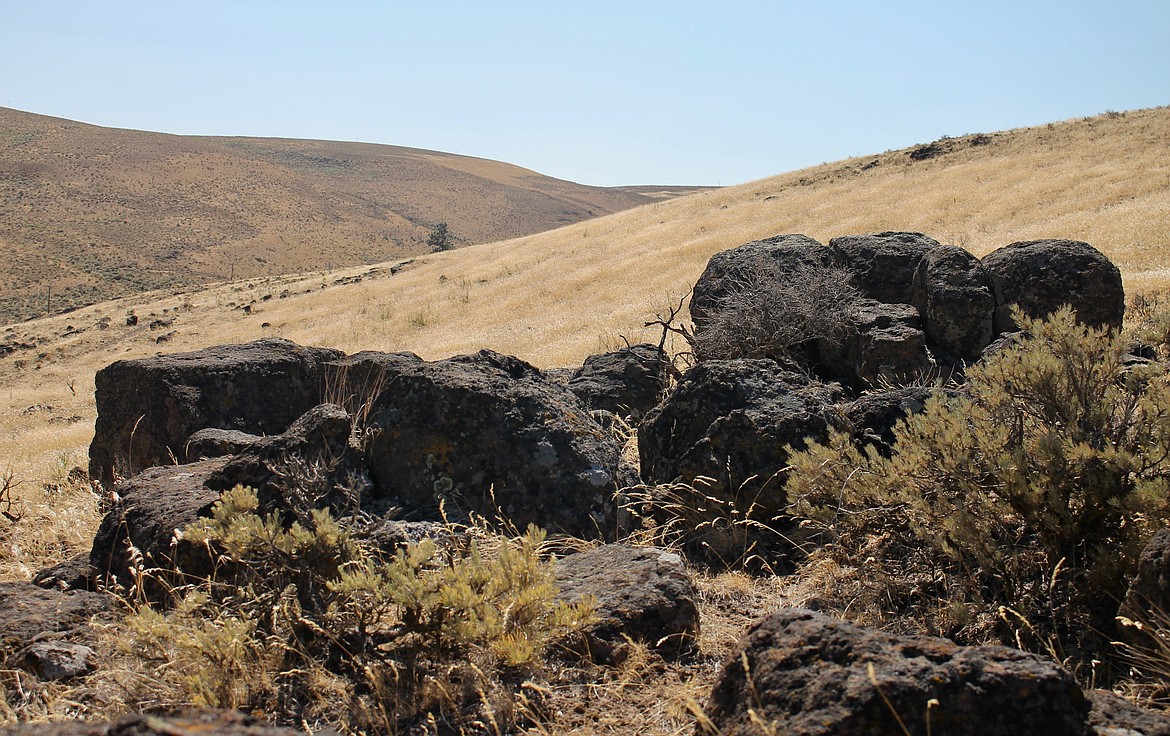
left=0, top=106, right=1167, bottom=490
left=0, top=107, right=665, bottom=323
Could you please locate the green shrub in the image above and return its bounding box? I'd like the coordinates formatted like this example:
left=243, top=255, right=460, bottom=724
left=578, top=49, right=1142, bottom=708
left=126, top=485, right=594, bottom=732
left=786, top=307, right=1170, bottom=663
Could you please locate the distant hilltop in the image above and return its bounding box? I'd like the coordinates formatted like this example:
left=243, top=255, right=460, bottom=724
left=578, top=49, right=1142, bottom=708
left=0, top=107, right=694, bottom=323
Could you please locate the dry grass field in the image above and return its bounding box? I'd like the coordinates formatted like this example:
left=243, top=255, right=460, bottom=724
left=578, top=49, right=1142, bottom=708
left=0, top=107, right=660, bottom=324
left=0, top=105, right=1167, bottom=734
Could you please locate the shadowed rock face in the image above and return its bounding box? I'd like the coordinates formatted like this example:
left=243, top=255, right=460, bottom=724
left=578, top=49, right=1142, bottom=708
left=566, top=343, right=672, bottom=421
left=816, top=299, right=931, bottom=388
left=204, top=402, right=369, bottom=520
left=363, top=349, right=625, bottom=539
left=981, top=239, right=1124, bottom=333
left=638, top=359, right=841, bottom=511
left=912, top=245, right=995, bottom=359
left=828, top=231, right=941, bottom=305
left=89, top=338, right=344, bottom=489
left=704, top=608, right=1090, bottom=736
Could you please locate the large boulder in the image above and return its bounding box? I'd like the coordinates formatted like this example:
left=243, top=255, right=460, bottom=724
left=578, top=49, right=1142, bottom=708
left=89, top=458, right=227, bottom=594
left=828, top=231, right=941, bottom=305
left=817, top=300, right=932, bottom=387
left=638, top=359, right=840, bottom=511
left=89, top=338, right=344, bottom=489
left=566, top=343, right=672, bottom=421
left=911, top=245, right=995, bottom=359
left=689, top=234, right=832, bottom=333
left=980, top=239, right=1124, bottom=333
left=362, top=349, right=624, bottom=539
left=702, top=608, right=1090, bottom=736
left=555, top=544, right=699, bottom=663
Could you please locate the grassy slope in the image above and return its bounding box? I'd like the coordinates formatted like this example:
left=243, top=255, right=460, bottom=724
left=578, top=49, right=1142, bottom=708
left=1, top=106, right=1167, bottom=503
left=0, top=107, right=653, bottom=323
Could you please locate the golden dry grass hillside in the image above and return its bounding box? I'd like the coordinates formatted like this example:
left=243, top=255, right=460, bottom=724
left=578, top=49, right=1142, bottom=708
left=0, top=105, right=1167, bottom=522
left=0, top=107, right=660, bottom=324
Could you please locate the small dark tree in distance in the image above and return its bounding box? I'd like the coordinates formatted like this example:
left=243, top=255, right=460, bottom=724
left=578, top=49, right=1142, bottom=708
left=427, top=222, right=453, bottom=252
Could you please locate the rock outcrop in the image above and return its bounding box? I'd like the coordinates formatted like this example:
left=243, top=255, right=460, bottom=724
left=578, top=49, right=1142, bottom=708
left=363, top=349, right=624, bottom=538
left=817, top=299, right=931, bottom=387
left=828, top=231, right=941, bottom=305
left=689, top=233, right=832, bottom=334
left=639, top=359, right=839, bottom=510
left=205, top=403, right=368, bottom=520
left=980, top=239, right=1125, bottom=333
left=89, top=458, right=227, bottom=593
left=89, top=338, right=343, bottom=489
left=703, top=608, right=1090, bottom=736
left=566, top=343, right=672, bottom=421
left=911, top=244, right=995, bottom=359
left=686, top=232, right=1126, bottom=388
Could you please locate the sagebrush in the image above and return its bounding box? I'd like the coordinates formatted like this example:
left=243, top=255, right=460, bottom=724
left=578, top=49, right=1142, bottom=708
left=786, top=307, right=1170, bottom=672
left=693, top=260, right=864, bottom=365
left=124, top=485, right=594, bottom=733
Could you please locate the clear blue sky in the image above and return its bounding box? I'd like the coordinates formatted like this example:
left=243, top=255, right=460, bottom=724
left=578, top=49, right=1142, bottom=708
left=2, top=1, right=1167, bottom=186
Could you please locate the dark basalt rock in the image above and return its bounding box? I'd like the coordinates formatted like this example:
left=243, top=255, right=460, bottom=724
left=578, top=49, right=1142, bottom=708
left=912, top=244, right=995, bottom=359
left=638, top=359, right=840, bottom=512
left=0, top=582, right=112, bottom=684
left=363, top=349, right=624, bottom=539
left=981, top=239, right=1124, bottom=333
left=0, top=582, right=114, bottom=653
left=89, top=458, right=227, bottom=594
left=566, top=343, right=672, bottom=422
left=1087, top=689, right=1170, bottom=736
left=205, top=403, right=369, bottom=520
left=89, top=338, right=344, bottom=489
left=689, top=233, right=831, bottom=334
left=184, top=427, right=262, bottom=462
left=555, top=544, right=699, bottom=663
left=838, top=386, right=935, bottom=455
left=33, top=552, right=97, bottom=591
left=817, top=299, right=932, bottom=388
left=828, top=231, right=941, bottom=305
left=703, top=608, right=1090, bottom=736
